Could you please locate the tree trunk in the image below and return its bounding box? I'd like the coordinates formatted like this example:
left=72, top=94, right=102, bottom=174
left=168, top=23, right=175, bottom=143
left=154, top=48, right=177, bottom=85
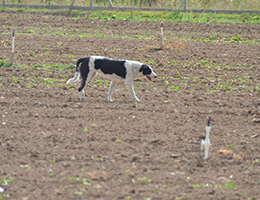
left=90, top=0, right=93, bottom=7
left=68, top=0, right=76, bottom=16
left=184, top=0, right=188, bottom=11
left=70, top=0, right=76, bottom=7
left=107, top=0, right=113, bottom=7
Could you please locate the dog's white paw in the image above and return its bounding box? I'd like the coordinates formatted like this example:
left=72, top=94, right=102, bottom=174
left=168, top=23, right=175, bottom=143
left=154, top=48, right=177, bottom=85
left=107, top=97, right=113, bottom=102
left=79, top=91, right=85, bottom=100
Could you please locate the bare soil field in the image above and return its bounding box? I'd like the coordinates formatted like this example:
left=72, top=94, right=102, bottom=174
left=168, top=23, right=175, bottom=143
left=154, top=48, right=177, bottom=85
left=1, top=12, right=260, bottom=199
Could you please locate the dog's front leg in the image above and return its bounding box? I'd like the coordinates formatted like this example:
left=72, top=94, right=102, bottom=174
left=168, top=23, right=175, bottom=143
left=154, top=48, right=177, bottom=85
left=126, top=83, right=140, bottom=102
left=107, top=81, right=118, bottom=102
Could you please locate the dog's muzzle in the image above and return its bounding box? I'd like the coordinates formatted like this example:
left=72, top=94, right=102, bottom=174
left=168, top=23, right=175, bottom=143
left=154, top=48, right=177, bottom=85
left=146, top=74, right=157, bottom=81
left=146, top=75, right=152, bottom=81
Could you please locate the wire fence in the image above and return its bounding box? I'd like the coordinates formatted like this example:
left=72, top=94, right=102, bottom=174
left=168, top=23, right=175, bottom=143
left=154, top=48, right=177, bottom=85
left=2, top=0, right=260, bottom=11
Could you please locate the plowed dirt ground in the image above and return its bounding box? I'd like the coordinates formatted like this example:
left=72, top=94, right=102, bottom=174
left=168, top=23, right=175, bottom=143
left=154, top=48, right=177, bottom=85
left=1, top=11, right=260, bottom=199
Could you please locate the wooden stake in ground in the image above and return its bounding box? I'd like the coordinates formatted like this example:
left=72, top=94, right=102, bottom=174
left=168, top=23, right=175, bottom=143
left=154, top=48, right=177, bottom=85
left=201, top=116, right=213, bottom=160
left=160, top=21, right=165, bottom=49
left=10, top=29, right=15, bottom=65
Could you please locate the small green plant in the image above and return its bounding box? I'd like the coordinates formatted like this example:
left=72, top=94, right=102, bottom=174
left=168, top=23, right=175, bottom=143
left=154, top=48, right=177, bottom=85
left=69, top=177, right=92, bottom=186
left=163, top=184, right=168, bottom=188
left=147, top=179, right=152, bottom=183
left=28, top=29, right=35, bottom=34
left=209, top=36, right=217, bottom=40
left=20, top=164, right=30, bottom=168
left=0, top=177, right=13, bottom=184
left=70, top=156, right=76, bottom=160
left=232, top=36, right=242, bottom=41
left=76, top=191, right=83, bottom=196
left=97, top=156, right=103, bottom=161
left=222, top=182, right=238, bottom=189
left=0, top=194, right=13, bottom=199
left=138, top=177, right=147, bottom=181
left=46, top=169, right=54, bottom=173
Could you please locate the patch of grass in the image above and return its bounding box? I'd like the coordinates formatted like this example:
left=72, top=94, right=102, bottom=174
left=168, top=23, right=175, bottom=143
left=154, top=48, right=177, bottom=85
left=1, top=7, right=260, bottom=24
left=0, top=60, right=12, bottom=68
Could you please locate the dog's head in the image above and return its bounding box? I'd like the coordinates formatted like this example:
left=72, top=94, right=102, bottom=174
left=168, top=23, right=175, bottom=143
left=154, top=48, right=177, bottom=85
left=139, top=64, right=157, bottom=81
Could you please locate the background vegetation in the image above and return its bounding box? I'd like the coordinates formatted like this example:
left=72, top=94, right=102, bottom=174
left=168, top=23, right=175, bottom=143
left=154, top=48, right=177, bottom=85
left=4, top=0, right=260, bottom=10
left=1, top=6, right=260, bottom=23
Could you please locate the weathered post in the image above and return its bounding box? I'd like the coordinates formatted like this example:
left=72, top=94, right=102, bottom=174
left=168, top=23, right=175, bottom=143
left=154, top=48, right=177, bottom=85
left=201, top=116, right=213, bottom=160
left=160, top=21, right=165, bottom=49
left=10, top=30, right=15, bottom=65
left=2, top=0, right=5, bottom=6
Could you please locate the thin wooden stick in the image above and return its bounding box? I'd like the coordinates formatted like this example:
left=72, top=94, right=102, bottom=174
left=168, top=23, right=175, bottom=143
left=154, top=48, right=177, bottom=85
left=10, top=29, right=15, bottom=65
left=160, top=21, right=165, bottom=49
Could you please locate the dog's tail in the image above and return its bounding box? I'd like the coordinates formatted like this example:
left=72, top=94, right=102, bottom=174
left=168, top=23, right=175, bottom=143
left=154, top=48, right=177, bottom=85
left=66, top=57, right=85, bottom=84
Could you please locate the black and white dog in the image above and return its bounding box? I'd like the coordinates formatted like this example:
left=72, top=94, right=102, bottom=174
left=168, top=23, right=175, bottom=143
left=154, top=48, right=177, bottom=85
left=66, top=56, right=157, bottom=101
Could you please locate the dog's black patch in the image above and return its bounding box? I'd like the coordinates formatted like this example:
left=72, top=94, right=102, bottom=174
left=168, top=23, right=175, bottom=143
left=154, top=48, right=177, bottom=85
left=78, top=57, right=90, bottom=92
left=94, top=58, right=127, bottom=79
left=140, top=64, right=152, bottom=75
left=76, top=57, right=87, bottom=72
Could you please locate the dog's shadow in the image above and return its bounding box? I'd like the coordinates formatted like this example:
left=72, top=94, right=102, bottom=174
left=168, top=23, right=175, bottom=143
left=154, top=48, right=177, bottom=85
left=71, top=99, right=137, bottom=105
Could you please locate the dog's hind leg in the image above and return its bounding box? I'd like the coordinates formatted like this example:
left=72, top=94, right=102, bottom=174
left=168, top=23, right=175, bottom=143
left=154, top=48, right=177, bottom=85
left=107, top=81, right=118, bottom=102
left=78, top=72, right=94, bottom=100
left=90, top=72, right=98, bottom=82
left=126, top=83, right=140, bottom=102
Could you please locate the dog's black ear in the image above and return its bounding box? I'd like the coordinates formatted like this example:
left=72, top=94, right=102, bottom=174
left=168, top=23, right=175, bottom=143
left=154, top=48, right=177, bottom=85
left=139, top=64, right=147, bottom=72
